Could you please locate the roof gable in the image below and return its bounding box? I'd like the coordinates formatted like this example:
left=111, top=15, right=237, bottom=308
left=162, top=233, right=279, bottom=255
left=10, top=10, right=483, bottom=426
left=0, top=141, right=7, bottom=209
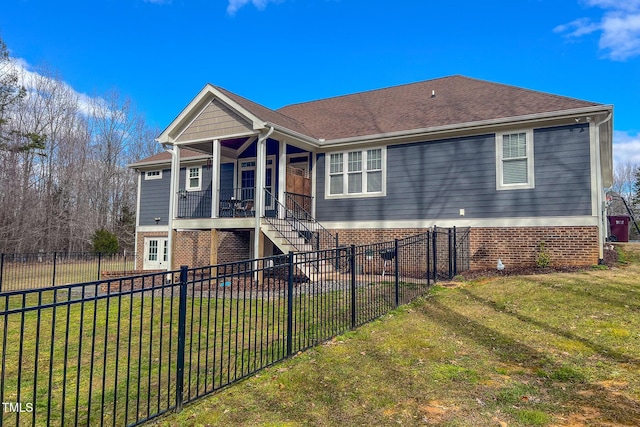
left=176, top=98, right=253, bottom=142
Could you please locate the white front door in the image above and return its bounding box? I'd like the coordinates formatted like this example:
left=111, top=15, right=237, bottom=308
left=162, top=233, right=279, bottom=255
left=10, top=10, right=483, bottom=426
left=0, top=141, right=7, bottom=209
left=143, top=237, right=168, bottom=270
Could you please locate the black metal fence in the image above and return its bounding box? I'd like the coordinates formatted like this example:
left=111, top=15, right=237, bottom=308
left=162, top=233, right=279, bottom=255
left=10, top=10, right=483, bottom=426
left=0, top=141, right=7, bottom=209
left=0, top=228, right=469, bottom=427
left=0, top=252, right=139, bottom=293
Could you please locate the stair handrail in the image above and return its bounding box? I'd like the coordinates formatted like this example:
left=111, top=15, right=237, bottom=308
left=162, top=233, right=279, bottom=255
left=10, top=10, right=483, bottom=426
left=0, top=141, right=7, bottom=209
left=263, top=189, right=317, bottom=251
left=263, top=189, right=337, bottom=251
left=283, top=191, right=336, bottom=249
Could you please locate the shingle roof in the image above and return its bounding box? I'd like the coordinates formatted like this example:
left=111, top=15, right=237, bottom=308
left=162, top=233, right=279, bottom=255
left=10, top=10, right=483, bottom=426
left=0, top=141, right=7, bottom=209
left=128, top=148, right=205, bottom=168
left=276, top=75, right=601, bottom=140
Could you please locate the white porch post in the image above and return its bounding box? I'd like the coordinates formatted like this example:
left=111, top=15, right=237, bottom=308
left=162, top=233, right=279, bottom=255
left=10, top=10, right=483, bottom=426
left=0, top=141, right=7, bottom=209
left=254, top=133, right=266, bottom=261
left=211, top=139, right=220, bottom=218
left=166, top=144, right=181, bottom=270
left=278, top=140, right=287, bottom=218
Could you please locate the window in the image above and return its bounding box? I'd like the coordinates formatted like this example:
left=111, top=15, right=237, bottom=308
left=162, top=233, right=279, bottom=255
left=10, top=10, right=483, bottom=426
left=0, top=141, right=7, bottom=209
left=186, top=166, right=201, bottom=191
left=326, top=148, right=385, bottom=198
left=496, top=130, right=534, bottom=190
left=145, top=170, right=162, bottom=180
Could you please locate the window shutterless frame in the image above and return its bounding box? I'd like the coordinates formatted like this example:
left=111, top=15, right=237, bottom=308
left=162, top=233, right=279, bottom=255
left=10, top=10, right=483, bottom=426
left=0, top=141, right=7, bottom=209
left=325, top=147, right=386, bottom=199
left=144, top=170, right=162, bottom=180
left=495, top=129, right=535, bottom=190
left=186, top=166, right=202, bottom=191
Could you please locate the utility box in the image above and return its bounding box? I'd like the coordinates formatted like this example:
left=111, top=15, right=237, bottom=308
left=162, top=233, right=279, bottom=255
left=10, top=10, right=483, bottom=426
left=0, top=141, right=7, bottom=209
left=608, top=215, right=630, bottom=242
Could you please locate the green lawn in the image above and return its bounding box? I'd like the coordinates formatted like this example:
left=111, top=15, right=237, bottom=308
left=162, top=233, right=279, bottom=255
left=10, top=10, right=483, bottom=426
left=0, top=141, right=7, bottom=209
left=0, top=257, right=137, bottom=291
left=1, top=278, right=414, bottom=426
left=158, top=244, right=640, bottom=427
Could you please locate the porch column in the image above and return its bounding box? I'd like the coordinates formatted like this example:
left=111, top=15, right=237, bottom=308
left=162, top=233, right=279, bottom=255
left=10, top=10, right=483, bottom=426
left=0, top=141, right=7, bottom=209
left=254, top=132, right=266, bottom=268
left=170, top=145, right=181, bottom=220
left=167, top=144, right=181, bottom=270
left=278, top=140, right=287, bottom=218
left=211, top=139, right=220, bottom=218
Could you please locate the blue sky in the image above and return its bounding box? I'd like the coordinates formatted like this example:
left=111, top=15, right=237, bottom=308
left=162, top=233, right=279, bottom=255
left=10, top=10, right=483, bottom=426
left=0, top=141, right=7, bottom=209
left=1, top=0, right=639, bottom=166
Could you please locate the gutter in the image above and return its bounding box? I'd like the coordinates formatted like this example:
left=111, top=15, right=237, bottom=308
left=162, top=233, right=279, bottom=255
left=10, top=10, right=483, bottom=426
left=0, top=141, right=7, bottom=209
left=595, top=112, right=613, bottom=264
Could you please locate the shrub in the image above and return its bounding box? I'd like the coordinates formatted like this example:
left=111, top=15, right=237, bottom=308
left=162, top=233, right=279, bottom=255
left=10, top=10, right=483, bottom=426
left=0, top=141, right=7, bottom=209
left=92, top=229, right=119, bottom=255
left=536, top=242, right=551, bottom=268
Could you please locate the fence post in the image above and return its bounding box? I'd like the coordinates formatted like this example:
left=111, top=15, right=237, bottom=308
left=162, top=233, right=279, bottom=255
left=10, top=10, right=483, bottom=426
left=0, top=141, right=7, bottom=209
left=97, top=252, right=102, bottom=281
left=432, top=227, right=437, bottom=284
left=52, top=252, right=57, bottom=287
left=350, top=245, right=356, bottom=328
left=335, top=233, right=339, bottom=272
left=286, top=252, right=294, bottom=356
left=426, top=233, right=431, bottom=286
left=176, top=265, right=188, bottom=412
left=448, top=228, right=453, bottom=279
left=0, top=253, right=4, bottom=292
left=394, top=239, right=399, bottom=307
left=453, top=226, right=458, bottom=277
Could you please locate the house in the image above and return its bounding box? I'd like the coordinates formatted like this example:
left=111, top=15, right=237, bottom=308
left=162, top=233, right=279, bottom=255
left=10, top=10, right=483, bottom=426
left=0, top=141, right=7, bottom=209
left=128, top=75, right=613, bottom=272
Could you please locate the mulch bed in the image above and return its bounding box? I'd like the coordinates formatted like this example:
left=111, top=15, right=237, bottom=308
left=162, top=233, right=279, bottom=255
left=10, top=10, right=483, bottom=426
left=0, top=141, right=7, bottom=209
left=453, top=245, right=619, bottom=282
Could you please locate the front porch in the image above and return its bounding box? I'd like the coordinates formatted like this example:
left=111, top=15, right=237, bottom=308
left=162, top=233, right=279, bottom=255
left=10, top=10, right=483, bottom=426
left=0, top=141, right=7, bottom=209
left=176, top=188, right=313, bottom=220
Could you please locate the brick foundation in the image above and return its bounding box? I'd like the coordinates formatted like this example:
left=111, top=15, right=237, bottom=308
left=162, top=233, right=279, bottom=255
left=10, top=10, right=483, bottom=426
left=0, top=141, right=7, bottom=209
left=330, top=225, right=600, bottom=270
left=217, top=231, right=251, bottom=264
left=174, top=230, right=212, bottom=268
left=332, top=228, right=428, bottom=247
left=469, top=226, right=599, bottom=269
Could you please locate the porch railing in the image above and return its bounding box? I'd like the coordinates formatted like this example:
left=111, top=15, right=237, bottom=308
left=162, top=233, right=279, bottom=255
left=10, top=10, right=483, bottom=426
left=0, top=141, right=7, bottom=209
left=176, top=189, right=211, bottom=219
left=218, top=188, right=256, bottom=218
left=176, top=188, right=258, bottom=219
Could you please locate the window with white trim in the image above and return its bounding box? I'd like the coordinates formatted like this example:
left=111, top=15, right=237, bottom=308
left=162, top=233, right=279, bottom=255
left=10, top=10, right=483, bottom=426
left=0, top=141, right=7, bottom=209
left=186, top=166, right=202, bottom=191
left=326, top=148, right=385, bottom=197
left=145, top=170, right=162, bottom=180
left=496, top=130, right=534, bottom=190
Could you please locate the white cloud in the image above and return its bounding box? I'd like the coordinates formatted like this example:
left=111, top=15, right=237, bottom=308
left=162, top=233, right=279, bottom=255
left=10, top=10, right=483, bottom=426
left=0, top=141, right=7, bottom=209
left=613, top=130, right=640, bottom=166
left=227, top=0, right=282, bottom=15
left=555, top=1, right=640, bottom=60
left=10, top=58, right=96, bottom=117
left=143, top=0, right=172, bottom=4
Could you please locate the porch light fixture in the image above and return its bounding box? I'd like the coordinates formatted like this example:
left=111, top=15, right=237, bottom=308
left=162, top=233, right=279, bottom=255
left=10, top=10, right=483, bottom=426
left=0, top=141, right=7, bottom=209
left=155, top=217, right=161, bottom=224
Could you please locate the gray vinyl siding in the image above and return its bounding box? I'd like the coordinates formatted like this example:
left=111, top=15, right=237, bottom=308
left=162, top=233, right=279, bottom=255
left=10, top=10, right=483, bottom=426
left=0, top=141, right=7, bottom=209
left=315, top=124, right=592, bottom=222
left=139, top=169, right=171, bottom=226
left=139, top=164, right=217, bottom=224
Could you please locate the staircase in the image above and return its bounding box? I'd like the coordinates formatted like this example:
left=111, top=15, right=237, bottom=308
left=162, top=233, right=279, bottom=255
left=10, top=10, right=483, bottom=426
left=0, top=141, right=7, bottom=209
left=260, top=221, right=314, bottom=253
left=261, top=190, right=339, bottom=281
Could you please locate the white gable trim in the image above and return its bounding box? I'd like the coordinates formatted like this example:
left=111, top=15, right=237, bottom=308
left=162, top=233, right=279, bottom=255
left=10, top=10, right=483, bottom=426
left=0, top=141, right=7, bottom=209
left=157, top=84, right=266, bottom=144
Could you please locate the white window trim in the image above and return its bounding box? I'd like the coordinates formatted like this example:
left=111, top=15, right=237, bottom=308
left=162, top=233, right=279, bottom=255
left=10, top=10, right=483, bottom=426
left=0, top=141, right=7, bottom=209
left=144, top=170, right=162, bottom=180
left=325, top=147, right=386, bottom=199
left=186, top=166, right=202, bottom=191
left=496, top=129, right=535, bottom=191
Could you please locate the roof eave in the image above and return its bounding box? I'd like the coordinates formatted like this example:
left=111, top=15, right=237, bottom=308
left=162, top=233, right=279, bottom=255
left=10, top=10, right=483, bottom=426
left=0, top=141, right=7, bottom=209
left=265, top=121, right=321, bottom=147
left=127, top=154, right=212, bottom=170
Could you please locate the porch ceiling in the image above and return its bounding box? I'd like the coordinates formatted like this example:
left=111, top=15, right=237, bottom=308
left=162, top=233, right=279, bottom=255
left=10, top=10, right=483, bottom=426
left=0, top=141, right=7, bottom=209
left=180, top=136, right=252, bottom=156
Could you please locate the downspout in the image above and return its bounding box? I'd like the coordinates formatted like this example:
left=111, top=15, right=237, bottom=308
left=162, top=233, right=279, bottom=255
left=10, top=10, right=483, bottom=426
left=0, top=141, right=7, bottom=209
left=595, top=112, right=612, bottom=264
left=254, top=127, right=274, bottom=270
left=163, top=143, right=177, bottom=272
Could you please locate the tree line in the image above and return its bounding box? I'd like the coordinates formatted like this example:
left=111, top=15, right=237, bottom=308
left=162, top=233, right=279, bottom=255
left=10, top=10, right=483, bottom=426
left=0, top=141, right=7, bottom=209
left=0, top=37, right=160, bottom=254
